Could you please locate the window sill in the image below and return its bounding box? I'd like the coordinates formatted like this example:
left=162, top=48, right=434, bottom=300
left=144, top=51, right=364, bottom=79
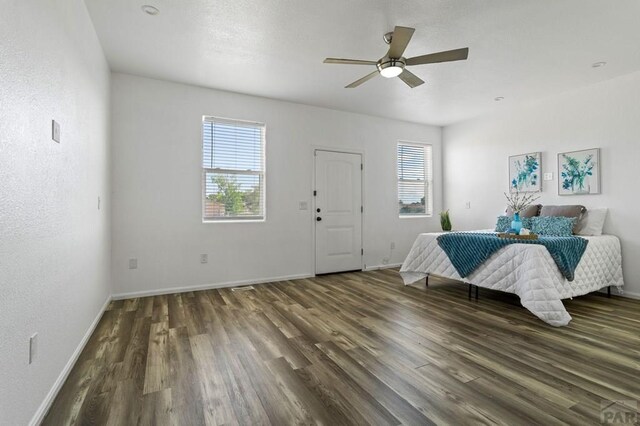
left=202, top=219, right=266, bottom=224
left=399, top=215, right=433, bottom=219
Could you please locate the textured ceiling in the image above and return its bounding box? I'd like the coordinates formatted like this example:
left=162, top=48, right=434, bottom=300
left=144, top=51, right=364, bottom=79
left=85, top=0, right=640, bottom=126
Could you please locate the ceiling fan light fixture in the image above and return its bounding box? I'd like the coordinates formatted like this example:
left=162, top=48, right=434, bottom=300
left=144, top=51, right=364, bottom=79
left=380, top=66, right=403, bottom=78
left=377, top=58, right=405, bottom=78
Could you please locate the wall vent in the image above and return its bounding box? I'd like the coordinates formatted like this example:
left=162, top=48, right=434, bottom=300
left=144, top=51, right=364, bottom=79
left=231, top=285, right=255, bottom=292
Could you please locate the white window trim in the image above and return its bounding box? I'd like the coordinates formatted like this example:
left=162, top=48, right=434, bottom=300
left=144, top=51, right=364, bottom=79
left=201, top=116, right=266, bottom=223
left=397, top=141, right=433, bottom=218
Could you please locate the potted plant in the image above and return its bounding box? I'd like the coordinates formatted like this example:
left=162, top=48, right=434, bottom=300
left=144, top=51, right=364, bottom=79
left=440, top=210, right=452, bottom=232
left=503, top=191, right=540, bottom=234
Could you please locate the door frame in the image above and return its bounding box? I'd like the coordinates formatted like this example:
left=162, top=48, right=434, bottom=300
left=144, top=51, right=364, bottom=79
left=311, top=146, right=365, bottom=275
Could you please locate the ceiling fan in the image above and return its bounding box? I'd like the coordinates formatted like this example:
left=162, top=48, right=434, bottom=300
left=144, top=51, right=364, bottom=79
left=324, top=26, right=469, bottom=88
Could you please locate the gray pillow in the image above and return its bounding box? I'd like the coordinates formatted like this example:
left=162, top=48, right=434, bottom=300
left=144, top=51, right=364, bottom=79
left=505, top=204, right=541, bottom=218
left=539, top=205, right=586, bottom=233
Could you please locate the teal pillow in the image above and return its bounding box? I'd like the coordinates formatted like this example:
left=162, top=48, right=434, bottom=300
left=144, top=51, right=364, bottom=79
left=495, top=216, right=511, bottom=232
left=530, top=216, right=576, bottom=236
left=495, top=216, right=533, bottom=232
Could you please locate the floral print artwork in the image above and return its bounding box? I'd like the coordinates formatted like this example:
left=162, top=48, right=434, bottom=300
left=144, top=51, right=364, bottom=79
left=509, top=152, right=541, bottom=193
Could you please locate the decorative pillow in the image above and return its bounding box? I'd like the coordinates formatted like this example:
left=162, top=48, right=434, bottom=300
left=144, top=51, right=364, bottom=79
left=539, top=205, right=586, bottom=233
left=530, top=216, right=577, bottom=236
left=495, top=216, right=533, bottom=232
left=576, top=208, right=608, bottom=236
left=495, top=216, right=511, bottom=232
left=505, top=204, right=542, bottom=218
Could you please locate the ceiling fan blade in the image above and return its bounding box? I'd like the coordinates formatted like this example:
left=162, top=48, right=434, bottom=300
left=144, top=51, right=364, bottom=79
left=324, top=58, right=377, bottom=65
left=345, top=70, right=379, bottom=88
left=387, top=26, right=415, bottom=58
left=405, top=47, right=469, bottom=66
left=398, top=69, right=424, bottom=88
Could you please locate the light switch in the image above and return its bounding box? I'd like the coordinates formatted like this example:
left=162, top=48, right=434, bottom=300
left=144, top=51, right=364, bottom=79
left=52, top=120, right=60, bottom=143
left=543, top=172, right=553, bottom=181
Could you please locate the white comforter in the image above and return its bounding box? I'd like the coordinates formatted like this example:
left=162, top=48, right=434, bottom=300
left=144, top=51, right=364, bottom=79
left=400, top=232, right=624, bottom=326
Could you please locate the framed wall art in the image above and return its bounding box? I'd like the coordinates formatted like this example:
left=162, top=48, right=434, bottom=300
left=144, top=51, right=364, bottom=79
left=558, top=148, right=600, bottom=195
left=509, top=152, right=541, bottom=193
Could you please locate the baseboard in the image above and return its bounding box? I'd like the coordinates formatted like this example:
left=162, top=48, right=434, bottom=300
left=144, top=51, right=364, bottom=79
left=112, top=273, right=315, bottom=300
left=620, top=290, right=640, bottom=300
left=364, top=263, right=403, bottom=271
left=29, top=294, right=112, bottom=426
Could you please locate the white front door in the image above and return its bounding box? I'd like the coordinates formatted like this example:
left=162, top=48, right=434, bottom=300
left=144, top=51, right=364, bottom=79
left=314, top=150, right=363, bottom=274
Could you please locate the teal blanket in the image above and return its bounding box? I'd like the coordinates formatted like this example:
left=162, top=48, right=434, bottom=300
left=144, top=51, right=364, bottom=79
left=436, top=233, right=588, bottom=281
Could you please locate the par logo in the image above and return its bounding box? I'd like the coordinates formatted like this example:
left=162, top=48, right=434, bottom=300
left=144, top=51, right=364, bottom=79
left=601, top=400, right=638, bottom=424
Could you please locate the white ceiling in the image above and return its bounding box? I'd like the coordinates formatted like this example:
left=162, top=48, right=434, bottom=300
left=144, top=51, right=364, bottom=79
left=85, top=0, right=640, bottom=126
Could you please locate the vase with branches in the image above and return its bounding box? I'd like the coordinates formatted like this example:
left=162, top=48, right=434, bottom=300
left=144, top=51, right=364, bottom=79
left=503, top=191, right=540, bottom=233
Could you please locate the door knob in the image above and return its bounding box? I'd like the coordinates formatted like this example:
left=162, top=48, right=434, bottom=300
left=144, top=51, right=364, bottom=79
left=316, top=208, right=321, bottom=213
left=316, top=217, right=322, bottom=221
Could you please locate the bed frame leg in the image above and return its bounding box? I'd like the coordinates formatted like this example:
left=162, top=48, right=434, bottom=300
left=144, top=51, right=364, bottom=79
left=607, top=286, right=611, bottom=298
left=475, top=285, right=479, bottom=300
left=468, top=284, right=472, bottom=300
left=425, top=274, right=429, bottom=287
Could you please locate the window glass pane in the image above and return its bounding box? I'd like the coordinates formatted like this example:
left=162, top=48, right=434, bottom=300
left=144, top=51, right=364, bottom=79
left=204, top=172, right=263, bottom=218
left=398, top=181, right=426, bottom=214
left=397, top=145, right=425, bottom=181
left=203, top=122, right=263, bottom=171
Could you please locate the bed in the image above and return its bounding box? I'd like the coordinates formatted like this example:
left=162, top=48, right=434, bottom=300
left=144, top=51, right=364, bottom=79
left=400, top=231, right=624, bottom=326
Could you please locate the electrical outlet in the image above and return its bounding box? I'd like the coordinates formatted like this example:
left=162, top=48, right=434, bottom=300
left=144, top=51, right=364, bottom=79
left=129, top=258, right=138, bottom=269
left=544, top=172, right=553, bottom=181
left=390, top=242, right=396, bottom=250
left=52, top=120, right=60, bottom=143
left=382, top=257, right=389, bottom=265
left=465, top=201, right=471, bottom=209
left=200, top=254, right=208, bottom=264
left=299, top=201, right=308, bottom=210
left=29, top=333, right=38, bottom=364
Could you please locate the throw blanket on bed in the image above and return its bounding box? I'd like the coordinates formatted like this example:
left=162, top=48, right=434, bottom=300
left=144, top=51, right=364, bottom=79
left=437, top=233, right=588, bottom=281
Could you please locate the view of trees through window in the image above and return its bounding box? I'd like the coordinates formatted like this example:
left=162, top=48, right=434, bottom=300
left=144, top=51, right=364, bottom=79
left=205, top=174, right=262, bottom=217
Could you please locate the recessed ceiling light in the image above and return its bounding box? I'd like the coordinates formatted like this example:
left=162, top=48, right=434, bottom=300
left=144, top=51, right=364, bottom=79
left=141, top=5, right=159, bottom=15
left=592, top=61, right=607, bottom=68
left=494, top=96, right=504, bottom=102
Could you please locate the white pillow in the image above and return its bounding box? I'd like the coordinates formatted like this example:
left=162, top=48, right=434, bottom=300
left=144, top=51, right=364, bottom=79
left=577, top=208, right=608, bottom=236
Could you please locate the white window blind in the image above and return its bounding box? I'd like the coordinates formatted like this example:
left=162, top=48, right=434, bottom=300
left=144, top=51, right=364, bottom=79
left=398, top=143, right=433, bottom=216
left=202, top=117, right=265, bottom=221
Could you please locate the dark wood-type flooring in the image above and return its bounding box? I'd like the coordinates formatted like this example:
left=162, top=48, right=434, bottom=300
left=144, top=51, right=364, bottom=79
left=43, top=270, right=640, bottom=425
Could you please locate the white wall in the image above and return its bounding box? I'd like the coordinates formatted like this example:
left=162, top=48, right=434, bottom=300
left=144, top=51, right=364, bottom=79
left=443, top=71, right=640, bottom=297
left=0, top=1, right=111, bottom=424
left=111, top=73, right=442, bottom=296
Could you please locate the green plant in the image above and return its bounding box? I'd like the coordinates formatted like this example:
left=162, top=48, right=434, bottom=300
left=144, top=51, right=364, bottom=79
left=440, top=210, right=452, bottom=231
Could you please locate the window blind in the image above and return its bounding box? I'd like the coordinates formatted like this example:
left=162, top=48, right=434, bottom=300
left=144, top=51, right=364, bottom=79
left=398, top=143, right=433, bottom=216
left=202, top=117, right=265, bottom=221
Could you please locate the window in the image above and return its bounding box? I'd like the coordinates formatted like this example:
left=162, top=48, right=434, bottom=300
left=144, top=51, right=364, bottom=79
left=397, top=143, right=432, bottom=217
left=202, top=117, right=265, bottom=221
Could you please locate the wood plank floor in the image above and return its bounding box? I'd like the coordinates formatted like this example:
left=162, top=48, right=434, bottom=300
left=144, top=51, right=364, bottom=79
left=43, top=270, right=640, bottom=425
